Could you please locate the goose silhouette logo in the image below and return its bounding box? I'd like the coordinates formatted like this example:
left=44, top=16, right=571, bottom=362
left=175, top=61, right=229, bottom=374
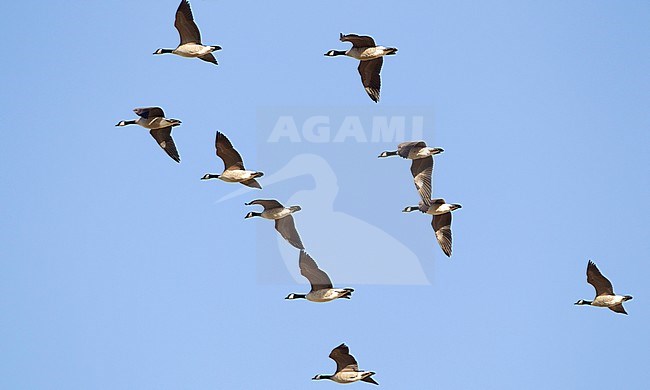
left=218, top=154, right=430, bottom=285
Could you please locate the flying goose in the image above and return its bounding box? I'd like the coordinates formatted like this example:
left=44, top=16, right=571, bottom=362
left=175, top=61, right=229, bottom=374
left=153, top=0, right=221, bottom=65
left=325, top=33, right=397, bottom=102
left=313, top=343, right=378, bottom=385
left=378, top=141, right=444, bottom=160
left=285, top=250, right=354, bottom=302
left=378, top=141, right=444, bottom=205
left=244, top=199, right=304, bottom=249
left=201, top=131, right=263, bottom=188
left=116, top=107, right=182, bottom=163
left=403, top=199, right=462, bottom=257
left=575, top=260, right=633, bottom=315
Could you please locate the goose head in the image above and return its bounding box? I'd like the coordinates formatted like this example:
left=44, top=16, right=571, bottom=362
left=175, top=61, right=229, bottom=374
left=378, top=150, right=398, bottom=158
left=284, top=293, right=306, bottom=300
left=324, top=50, right=346, bottom=57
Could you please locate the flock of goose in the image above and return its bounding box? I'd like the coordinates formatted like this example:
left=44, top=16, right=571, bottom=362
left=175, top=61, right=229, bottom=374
left=115, top=0, right=634, bottom=386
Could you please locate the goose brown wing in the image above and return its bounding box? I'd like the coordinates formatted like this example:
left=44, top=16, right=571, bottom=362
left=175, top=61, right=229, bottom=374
left=215, top=131, right=245, bottom=171
left=246, top=199, right=283, bottom=210
left=199, top=53, right=218, bottom=65
left=340, top=33, right=376, bottom=48
left=150, top=127, right=180, bottom=163
left=587, top=260, right=615, bottom=297
left=175, top=0, right=202, bottom=45
left=240, top=179, right=261, bottom=189
left=134, top=107, right=165, bottom=119
left=358, top=58, right=382, bottom=103
left=410, top=157, right=433, bottom=206
left=609, top=304, right=628, bottom=315
left=299, top=250, right=333, bottom=292
left=397, top=141, right=426, bottom=158
left=275, top=216, right=304, bottom=250
left=432, top=213, right=453, bottom=257
left=329, top=343, right=359, bottom=373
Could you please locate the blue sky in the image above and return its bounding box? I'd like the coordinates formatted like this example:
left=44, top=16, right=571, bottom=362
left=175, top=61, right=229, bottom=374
left=1, top=0, right=649, bottom=388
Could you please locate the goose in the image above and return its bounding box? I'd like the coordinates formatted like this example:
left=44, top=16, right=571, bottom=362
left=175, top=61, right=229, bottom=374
left=313, top=343, right=378, bottom=385
left=325, top=33, right=397, bottom=102
left=116, top=107, right=182, bottom=163
left=403, top=199, right=462, bottom=257
left=244, top=199, right=304, bottom=249
left=153, top=0, right=221, bottom=65
left=378, top=141, right=444, bottom=160
left=201, top=131, right=263, bottom=188
left=575, top=260, right=633, bottom=315
left=285, top=250, right=354, bottom=302
left=378, top=141, right=444, bottom=205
